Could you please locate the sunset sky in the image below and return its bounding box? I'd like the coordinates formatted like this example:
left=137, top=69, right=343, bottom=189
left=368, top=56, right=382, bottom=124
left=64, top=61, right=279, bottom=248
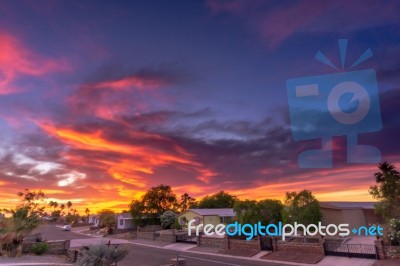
left=0, top=1, right=399, bottom=213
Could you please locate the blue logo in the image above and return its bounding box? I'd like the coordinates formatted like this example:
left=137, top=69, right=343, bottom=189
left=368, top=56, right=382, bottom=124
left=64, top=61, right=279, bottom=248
left=287, top=39, right=382, bottom=168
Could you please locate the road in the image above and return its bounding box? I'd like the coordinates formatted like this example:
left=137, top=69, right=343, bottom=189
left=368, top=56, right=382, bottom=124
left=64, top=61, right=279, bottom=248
left=31, top=223, right=93, bottom=241
left=31, top=224, right=299, bottom=266
left=118, top=243, right=298, bottom=266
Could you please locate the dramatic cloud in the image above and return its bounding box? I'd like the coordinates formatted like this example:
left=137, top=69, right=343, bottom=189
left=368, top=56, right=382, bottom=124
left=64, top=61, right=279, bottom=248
left=0, top=32, right=68, bottom=94
left=0, top=1, right=399, bottom=213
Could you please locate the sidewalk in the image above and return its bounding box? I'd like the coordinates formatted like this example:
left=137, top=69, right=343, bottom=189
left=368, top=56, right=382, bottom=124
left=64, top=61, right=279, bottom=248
left=0, top=254, right=71, bottom=266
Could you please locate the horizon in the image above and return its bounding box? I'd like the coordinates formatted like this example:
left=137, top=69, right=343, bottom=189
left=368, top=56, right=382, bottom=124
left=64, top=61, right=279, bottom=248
left=1, top=1, right=400, bottom=214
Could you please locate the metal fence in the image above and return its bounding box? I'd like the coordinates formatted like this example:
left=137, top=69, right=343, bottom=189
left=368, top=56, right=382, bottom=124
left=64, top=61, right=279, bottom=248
left=324, top=242, right=378, bottom=259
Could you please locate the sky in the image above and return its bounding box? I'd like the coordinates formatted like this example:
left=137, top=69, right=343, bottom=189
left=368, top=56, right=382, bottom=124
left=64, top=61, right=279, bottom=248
left=0, top=0, right=399, bottom=213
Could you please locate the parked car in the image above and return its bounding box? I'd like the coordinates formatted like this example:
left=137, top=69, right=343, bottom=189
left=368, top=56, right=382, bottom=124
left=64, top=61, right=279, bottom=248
left=62, top=224, right=72, bottom=231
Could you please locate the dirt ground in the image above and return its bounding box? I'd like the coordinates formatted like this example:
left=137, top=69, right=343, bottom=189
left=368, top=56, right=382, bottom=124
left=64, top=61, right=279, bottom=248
left=373, top=258, right=400, bottom=266
left=261, top=250, right=324, bottom=264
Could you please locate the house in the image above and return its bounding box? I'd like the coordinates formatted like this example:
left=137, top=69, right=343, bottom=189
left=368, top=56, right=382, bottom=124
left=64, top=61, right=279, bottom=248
left=320, top=202, right=383, bottom=230
left=117, top=213, right=134, bottom=229
left=178, top=208, right=236, bottom=227
left=88, top=214, right=100, bottom=227
left=88, top=214, right=98, bottom=224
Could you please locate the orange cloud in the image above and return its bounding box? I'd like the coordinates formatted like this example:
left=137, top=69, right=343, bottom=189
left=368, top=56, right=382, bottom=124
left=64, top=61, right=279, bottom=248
left=37, top=122, right=217, bottom=191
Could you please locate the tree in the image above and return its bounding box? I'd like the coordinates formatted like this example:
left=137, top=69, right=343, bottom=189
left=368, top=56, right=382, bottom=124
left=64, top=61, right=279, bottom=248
left=98, top=209, right=116, bottom=234
left=141, top=185, right=177, bottom=214
left=234, top=200, right=260, bottom=224
left=53, top=201, right=58, bottom=212
left=179, top=193, right=195, bottom=212
left=160, top=211, right=178, bottom=229
left=50, top=210, right=61, bottom=220
left=129, top=199, right=145, bottom=224
left=48, top=201, right=58, bottom=213
left=0, top=189, right=46, bottom=257
left=85, top=208, right=90, bottom=217
left=374, top=162, right=399, bottom=183
left=196, top=191, right=237, bottom=208
left=234, top=199, right=283, bottom=225
left=129, top=184, right=177, bottom=224
left=369, top=162, right=400, bottom=220
left=66, top=201, right=72, bottom=214
left=283, top=189, right=322, bottom=226
left=258, top=199, right=283, bottom=224
left=60, top=204, right=65, bottom=213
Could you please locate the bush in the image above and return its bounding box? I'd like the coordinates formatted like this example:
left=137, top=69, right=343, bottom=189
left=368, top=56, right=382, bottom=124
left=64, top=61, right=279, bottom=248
left=387, top=218, right=400, bottom=246
left=77, top=244, right=128, bottom=266
left=30, top=242, right=48, bottom=255
left=160, top=211, right=177, bottom=229
left=387, top=247, right=400, bottom=258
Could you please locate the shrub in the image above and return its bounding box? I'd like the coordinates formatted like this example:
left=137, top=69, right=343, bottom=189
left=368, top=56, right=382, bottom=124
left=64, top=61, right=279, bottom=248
left=160, top=211, right=177, bottom=229
left=30, top=242, right=48, bottom=255
left=387, top=246, right=400, bottom=258
left=387, top=218, right=400, bottom=246
left=77, top=244, right=128, bottom=266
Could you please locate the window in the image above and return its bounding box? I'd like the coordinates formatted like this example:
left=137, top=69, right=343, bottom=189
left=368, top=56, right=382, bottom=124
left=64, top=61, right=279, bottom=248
left=119, top=219, right=123, bottom=226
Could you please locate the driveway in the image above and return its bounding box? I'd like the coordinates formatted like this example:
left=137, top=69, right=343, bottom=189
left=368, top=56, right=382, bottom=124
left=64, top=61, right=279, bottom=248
left=317, top=256, right=375, bottom=266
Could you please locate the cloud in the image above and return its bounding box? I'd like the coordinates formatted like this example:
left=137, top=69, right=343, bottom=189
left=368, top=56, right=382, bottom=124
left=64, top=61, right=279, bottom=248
left=0, top=32, right=69, bottom=94
left=67, top=67, right=182, bottom=121
left=207, top=0, right=400, bottom=48
left=57, top=171, right=86, bottom=187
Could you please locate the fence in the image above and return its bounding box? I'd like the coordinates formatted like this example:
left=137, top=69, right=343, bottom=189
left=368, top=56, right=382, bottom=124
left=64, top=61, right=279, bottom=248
left=324, top=242, right=377, bottom=259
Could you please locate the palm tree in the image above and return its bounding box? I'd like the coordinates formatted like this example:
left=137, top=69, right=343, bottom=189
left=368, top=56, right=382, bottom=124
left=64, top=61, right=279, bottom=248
left=60, top=204, right=65, bottom=216
left=48, top=201, right=54, bottom=212
left=53, top=201, right=58, bottom=212
left=85, top=208, right=90, bottom=217
left=374, top=162, right=399, bottom=183
left=66, top=201, right=72, bottom=214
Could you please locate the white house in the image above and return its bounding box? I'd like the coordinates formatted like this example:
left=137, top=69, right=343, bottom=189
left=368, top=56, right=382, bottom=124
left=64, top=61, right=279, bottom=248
left=88, top=214, right=100, bottom=227
left=117, top=213, right=134, bottom=229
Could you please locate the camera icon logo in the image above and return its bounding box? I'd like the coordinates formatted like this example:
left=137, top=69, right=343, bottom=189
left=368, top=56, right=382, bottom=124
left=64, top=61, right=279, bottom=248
left=286, top=39, right=382, bottom=168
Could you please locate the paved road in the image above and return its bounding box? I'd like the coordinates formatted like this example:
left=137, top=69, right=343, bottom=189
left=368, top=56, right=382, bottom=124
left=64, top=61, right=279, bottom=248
left=30, top=225, right=374, bottom=266
left=31, top=223, right=93, bottom=241
left=29, top=225, right=299, bottom=265
left=118, top=243, right=299, bottom=266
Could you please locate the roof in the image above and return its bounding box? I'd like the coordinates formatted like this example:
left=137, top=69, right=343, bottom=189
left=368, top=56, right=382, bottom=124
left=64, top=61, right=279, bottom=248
left=320, top=202, right=376, bottom=210
left=182, top=208, right=236, bottom=217
left=118, top=213, right=132, bottom=219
